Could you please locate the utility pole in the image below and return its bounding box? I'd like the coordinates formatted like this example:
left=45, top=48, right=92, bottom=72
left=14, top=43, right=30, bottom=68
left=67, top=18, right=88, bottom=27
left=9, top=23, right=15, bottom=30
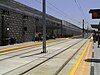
left=42, top=0, right=46, bottom=53
left=82, top=19, right=84, bottom=38
left=61, top=20, right=63, bottom=38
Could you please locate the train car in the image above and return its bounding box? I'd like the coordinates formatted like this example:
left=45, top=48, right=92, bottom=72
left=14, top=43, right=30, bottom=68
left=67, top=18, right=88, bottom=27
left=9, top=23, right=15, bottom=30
left=0, top=0, right=61, bottom=45
left=0, top=0, right=82, bottom=46
left=61, top=20, right=82, bottom=37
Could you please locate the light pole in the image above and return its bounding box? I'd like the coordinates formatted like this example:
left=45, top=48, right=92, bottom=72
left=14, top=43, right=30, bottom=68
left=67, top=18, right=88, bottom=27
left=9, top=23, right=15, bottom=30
left=61, top=20, right=63, bottom=38
left=42, top=0, right=46, bottom=53
left=82, top=19, right=84, bottom=38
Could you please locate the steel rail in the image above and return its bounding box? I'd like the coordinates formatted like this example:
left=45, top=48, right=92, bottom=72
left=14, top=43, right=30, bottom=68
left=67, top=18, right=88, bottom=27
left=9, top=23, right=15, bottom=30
left=54, top=39, right=89, bottom=75
left=54, top=34, right=92, bottom=75
left=20, top=39, right=84, bottom=75
left=2, top=39, right=83, bottom=75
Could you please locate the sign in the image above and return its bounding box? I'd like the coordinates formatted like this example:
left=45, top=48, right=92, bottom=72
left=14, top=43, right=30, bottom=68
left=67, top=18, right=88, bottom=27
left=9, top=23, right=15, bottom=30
left=89, top=9, right=100, bottom=19
left=92, top=12, right=100, bottom=19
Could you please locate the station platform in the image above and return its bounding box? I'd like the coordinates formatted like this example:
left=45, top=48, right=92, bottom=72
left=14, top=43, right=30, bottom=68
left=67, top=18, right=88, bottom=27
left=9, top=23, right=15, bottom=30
left=90, top=42, right=100, bottom=75
left=0, top=37, right=93, bottom=75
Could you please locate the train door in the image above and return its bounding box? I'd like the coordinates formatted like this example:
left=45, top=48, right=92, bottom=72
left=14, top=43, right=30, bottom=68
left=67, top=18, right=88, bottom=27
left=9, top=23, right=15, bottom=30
left=1, top=10, right=9, bottom=46
left=22, top=15, right=34, bottom=42
left=22, top=15, right=28, bottom=42
left=0, top=10, right=2, bottom=45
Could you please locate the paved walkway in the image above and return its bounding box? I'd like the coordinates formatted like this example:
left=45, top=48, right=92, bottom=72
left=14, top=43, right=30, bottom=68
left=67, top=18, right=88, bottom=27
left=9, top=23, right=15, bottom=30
left=0, top=39, right=88, bottom=75
left=93, top=42, right=100, bottom=75
left=0, top=37, right=92, bottom=75
left=24, top=39, right=87, bottom=75
left=0, top=39, right=77, bottom=75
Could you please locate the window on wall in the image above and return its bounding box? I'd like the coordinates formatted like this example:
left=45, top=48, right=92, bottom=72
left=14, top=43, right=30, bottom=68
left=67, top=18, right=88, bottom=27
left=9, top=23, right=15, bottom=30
left=22, top=15, right=28, bottom=20
left=57, top=24, right=60, bottom=26
left=23, top=27, right=27, bottom=31
left=35, top=17, right=39, bottom=22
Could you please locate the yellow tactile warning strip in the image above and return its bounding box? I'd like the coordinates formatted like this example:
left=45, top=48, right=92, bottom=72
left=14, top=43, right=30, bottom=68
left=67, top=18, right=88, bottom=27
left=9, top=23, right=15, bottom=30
left=69, top=39, right=92, bottom=75
left=0, top=44, right=37, bottom=53
left=0, top=39, right=58, bottom=53
left=0, top=38, right=67, bottom=54
left=74, top=41, right=93, bottom=75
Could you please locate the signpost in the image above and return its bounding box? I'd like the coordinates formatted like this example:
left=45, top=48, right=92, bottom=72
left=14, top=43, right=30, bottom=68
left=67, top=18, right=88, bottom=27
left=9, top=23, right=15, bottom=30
left=89, top=9, right=100, bottom=30
left=89, top=9, right=100, bottom=47
left=89, top=9, right=100, bottom=29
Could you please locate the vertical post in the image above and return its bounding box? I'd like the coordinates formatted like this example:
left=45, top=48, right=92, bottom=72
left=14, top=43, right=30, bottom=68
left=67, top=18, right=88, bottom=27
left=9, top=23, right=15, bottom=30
left=61, top=20, right=62, bottom=38
left=1, top=15, right=4, bottom=46
left=82, top=19, right=84, bottom=38
left=42, top=0, right=46, bottom=53
left=22, top=16, right=25, bottom=43
left=34, top=20, right=36, bottom=42
left=34, top=19, right=37, bottom=42
left=98, top=22, right=100, bottom=31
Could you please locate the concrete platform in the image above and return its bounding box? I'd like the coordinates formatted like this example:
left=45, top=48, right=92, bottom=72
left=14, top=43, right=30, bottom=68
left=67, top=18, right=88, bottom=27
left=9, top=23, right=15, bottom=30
left=24, top=39, right=88, bottom=75
left=0, top=39, right=83, bottom=75
left=92, top=42, right=100, bottom=75
left=0, top=38, right=92, bottom=75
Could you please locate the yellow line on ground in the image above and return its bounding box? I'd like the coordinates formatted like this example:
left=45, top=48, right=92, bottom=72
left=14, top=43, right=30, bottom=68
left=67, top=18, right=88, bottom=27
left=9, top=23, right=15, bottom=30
left=0, top=39, right=67, bottom=53
left=0, top=40, right=54, bottom=53
left=75, top=42, right=92, bottom=75
left=0, top=44, right=37, bottom=53
left=69, top=40, right=90, bottom=75
left=82, top=42, right=92, bottom=75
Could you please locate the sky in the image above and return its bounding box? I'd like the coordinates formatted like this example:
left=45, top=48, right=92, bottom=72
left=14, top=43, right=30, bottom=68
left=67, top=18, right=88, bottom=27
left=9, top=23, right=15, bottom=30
left=15, top=0, right=100, bottom=29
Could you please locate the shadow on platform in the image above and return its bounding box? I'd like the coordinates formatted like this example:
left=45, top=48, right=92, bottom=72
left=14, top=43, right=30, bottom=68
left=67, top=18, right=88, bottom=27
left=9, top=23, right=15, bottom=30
left=20, top=52, right=43, bottom=58
left=85, top=58, right=100, bottom=63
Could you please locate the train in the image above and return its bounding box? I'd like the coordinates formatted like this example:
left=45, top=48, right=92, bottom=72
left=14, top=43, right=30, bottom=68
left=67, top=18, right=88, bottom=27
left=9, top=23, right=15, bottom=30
left=0, top=0, right=82, bottom=46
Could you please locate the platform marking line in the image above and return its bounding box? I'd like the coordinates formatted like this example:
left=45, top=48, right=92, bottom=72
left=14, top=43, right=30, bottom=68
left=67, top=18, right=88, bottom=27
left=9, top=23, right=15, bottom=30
left=82, top=42, right=92, bottom=75
left=0, top=44, right=38, bottom=53
left=0, top=39, right=67, bottom=53
left=69, top=40, right=90, bottom=75
left=75, top=42, right=92, bottom=75
left=0, top=40, right=56, bottom=53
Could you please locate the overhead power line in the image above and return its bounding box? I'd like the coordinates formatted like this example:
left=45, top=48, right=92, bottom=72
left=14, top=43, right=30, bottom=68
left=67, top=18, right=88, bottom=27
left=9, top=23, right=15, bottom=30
left=34, top=0, right=66, bottom=20
left=74, top=0, right=90, bottom=25
left=34, top=0, right=81, bottom=25
left=47, top=1, right=80, bottom=22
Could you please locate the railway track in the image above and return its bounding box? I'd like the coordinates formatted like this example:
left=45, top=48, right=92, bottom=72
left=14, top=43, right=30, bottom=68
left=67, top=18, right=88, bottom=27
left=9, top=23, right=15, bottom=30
left=1, top=38, right=88, bottom=75
left=24, top=39, right=90, bottom=75
left=54, top=39, right=90, bottom=75
left=22, top=39, right=85, bottom=75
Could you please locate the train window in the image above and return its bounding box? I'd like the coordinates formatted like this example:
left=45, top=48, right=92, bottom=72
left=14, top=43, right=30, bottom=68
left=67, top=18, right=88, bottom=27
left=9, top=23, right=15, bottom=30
left=23, top=27, right=27, bottom=31
left=57, top=24, right=60, bottom=26
left=1, top=10, right=9, bottom=15
left=35, top=18, right=39, bottom=21
left=22, top=15, right=28, bottom=19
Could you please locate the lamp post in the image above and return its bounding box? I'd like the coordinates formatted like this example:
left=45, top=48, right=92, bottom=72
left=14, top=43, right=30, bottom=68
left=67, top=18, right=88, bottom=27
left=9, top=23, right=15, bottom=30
left=42, top=0, right=46, bottom=53
left=82, top=19, right=84, bottom=38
